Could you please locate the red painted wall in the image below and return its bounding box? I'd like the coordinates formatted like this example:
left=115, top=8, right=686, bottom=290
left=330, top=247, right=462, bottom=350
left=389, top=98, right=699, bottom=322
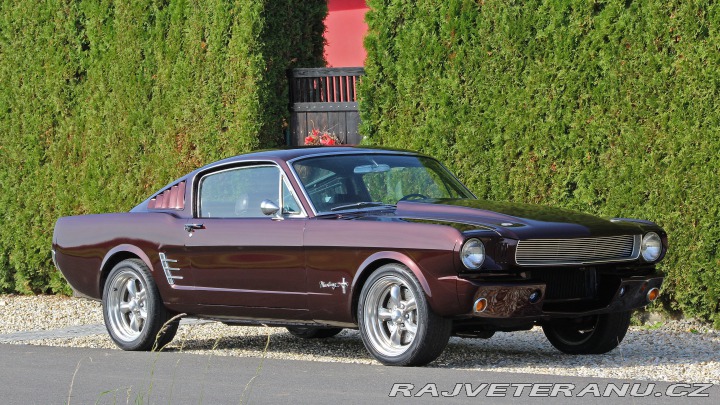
left=324, top=0, right=369, bottom=67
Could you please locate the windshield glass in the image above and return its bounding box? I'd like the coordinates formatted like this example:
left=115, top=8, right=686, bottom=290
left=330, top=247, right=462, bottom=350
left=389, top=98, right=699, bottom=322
left=292, top=153, right=474, bottom=213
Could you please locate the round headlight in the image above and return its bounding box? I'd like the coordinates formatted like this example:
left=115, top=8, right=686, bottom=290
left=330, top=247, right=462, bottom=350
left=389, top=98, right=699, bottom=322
left=461, top=238, right=485, bottom=270
left=641, top=232, right=662, bottom=262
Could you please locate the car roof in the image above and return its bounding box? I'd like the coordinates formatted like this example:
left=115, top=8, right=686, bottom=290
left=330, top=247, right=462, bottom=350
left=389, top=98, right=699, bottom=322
left=194, top=146, right=421, bottom=172
left=135, top=146, right=432, bottom=213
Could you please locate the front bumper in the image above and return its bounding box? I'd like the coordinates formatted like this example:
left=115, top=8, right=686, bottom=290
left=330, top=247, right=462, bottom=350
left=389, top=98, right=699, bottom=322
left=462, top=275, right=663, bottom=319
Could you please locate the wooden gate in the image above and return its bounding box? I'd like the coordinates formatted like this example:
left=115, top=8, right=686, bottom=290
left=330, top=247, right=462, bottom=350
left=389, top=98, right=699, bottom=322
left=288, top=67, right=364, bottom=146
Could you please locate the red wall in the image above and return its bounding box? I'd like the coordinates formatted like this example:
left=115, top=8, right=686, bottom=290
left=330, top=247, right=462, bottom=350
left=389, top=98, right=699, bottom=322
left=324, top=0, right=369, bottom=67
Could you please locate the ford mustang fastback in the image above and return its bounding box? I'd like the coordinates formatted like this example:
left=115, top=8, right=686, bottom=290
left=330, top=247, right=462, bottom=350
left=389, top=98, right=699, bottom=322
left=53, top=147, right=667, bottom=366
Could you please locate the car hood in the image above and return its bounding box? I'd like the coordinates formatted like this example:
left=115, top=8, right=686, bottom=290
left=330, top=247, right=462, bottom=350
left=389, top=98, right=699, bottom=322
left=386, top=199, right=648, bottom=239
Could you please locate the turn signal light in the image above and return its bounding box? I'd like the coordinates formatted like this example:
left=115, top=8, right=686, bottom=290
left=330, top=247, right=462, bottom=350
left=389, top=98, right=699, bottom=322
left=474, top=298, right=488, bottom=313
left=647, top=287, right=660, bottom=302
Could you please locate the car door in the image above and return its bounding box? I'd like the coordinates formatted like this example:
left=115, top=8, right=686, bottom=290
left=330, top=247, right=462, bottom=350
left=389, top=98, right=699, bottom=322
left=184, top=163, right=307, bottom=310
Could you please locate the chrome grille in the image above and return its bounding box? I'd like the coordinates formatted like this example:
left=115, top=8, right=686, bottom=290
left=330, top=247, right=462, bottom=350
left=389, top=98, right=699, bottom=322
left=515, top=235, right=640, bottom=266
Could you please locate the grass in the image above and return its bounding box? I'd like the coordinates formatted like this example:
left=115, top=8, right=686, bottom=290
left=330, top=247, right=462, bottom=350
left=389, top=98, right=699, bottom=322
left=240, top=326, right=272, bottom=404
left=65, top=315, right=274, bottom=405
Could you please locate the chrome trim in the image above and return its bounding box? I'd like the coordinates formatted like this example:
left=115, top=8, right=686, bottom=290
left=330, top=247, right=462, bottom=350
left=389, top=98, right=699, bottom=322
left=159, top=252, right=183, bottom=285
left=280, top=171, right=308, bottom=218
left=183, top=223, right=204, bottom=232
left=473, top=297, right=488, bottom=313
left=401, top=217, right=499, bottom=234
left=260, top=199, right=283, bottom=220
left=640, top=232, right=662, bottom=262
left=319, top=277, right=349, bottom=294
left=51, top=249, right=59, bottom=270
left=461, top=238, right=486, bottom=269
left=515, top=234, right=641, bottom=266
left=285, top=149, right=421, bottom=165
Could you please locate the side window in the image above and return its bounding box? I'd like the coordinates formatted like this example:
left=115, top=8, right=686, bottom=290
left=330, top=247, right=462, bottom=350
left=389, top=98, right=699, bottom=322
left=199, top=166, right=279, bottom=218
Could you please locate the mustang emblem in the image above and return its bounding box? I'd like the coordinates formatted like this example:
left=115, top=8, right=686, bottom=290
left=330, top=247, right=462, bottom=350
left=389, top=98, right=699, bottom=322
left=319, top=278, right=349, bottom=294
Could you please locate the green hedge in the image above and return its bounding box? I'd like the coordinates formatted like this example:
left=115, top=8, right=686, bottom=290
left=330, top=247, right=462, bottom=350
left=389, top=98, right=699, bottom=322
left=360, top=0, right=720, bottom=325
left=0, top=0, right=326, bottom=294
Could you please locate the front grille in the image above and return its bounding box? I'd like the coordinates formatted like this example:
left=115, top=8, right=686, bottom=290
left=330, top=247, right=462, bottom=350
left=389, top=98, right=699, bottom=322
left=515, top=235, right=640, bottom=266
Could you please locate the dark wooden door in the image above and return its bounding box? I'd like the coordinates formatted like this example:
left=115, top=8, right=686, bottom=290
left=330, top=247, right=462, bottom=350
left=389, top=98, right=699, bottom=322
left=289, top=67, right=365, bottom=146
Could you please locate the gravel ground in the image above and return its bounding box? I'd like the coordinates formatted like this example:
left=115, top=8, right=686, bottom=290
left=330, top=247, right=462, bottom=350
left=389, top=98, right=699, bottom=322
left=1, top=294, right=718, bottom=384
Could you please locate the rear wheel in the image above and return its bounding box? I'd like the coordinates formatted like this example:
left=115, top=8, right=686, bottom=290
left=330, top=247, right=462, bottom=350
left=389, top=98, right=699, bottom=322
left=286, top=326, right=343, bottom=339
left=542, top=311, right=631, bottom=354
left=103, top=259, right=178, bottom=351
left=358, top=263, right=451, bottom=366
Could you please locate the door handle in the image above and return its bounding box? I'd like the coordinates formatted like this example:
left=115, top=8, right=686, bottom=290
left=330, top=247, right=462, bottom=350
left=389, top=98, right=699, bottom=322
left=184, top=223, right=204, bottom=232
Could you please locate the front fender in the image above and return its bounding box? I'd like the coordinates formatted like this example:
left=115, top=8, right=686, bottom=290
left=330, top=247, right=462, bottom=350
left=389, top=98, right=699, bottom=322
left=351, top=251, right=461, bottom=318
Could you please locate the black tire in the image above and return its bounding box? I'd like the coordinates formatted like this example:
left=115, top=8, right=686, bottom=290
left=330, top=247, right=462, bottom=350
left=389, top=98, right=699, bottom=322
left=358, top=263, right=451, bottom=366
left=542, top=311, right=632, bottom=355
left=102, top=259, right=178, bottom=351
left=286, top=326, right=343, bottom=339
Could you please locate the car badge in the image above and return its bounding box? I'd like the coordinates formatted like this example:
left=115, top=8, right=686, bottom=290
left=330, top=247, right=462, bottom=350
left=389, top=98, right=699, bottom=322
left=319, top=278, right=349, bottom=294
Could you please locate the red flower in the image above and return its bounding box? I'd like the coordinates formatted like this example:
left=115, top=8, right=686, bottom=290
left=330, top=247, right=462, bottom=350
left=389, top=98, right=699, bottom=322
left=320, top=134, right=336, bottom=146
left=305, top=128, right=340, bottom=146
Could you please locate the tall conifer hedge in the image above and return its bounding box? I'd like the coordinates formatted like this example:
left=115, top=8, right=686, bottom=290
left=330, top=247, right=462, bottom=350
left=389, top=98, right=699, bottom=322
left=360, top=0, right=720, bottom=325
left=0, top=0, right=326, bottom=294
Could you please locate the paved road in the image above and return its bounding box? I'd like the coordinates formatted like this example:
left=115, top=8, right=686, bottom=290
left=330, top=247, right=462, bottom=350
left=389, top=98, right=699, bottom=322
left=0, top=344, right=716, bottom=404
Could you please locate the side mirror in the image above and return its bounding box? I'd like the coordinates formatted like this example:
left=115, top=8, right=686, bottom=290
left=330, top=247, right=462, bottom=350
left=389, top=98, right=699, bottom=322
left=260, top=199, right=283, bottom=220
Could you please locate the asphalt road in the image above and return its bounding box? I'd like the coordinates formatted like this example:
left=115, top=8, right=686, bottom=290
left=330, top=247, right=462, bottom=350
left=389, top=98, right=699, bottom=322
left=0, top=344, right=716, bottom=404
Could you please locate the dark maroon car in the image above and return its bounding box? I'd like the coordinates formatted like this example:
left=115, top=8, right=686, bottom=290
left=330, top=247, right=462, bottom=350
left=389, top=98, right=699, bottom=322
left=53, top=147, right=666, bottom=366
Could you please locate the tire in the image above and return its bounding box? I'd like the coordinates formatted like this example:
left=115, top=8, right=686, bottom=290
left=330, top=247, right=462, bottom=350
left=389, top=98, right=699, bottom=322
left=542, top=311, right=632, bottom=355
left=286, top=326, right=343, bottom=339
left=102, top=259, right=179, bottom=351
left=358, top=263, right=451, bottom=366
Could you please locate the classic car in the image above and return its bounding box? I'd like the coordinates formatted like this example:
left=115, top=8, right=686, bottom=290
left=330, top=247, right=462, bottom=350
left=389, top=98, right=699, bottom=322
left=53, top=147, right=667, bottom=366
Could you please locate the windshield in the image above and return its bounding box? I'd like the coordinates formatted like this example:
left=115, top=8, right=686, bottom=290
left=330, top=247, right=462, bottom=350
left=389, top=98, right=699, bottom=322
left=292, top=153, right=474, bottom=213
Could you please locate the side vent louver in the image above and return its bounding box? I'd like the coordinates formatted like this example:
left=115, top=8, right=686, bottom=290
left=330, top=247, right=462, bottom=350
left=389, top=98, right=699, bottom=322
left=148, top=181, right=186, bottom=210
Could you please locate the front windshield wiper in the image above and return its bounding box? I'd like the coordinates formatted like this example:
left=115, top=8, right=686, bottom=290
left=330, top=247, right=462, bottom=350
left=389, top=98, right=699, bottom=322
left=329, top=201, right=396, bottom=212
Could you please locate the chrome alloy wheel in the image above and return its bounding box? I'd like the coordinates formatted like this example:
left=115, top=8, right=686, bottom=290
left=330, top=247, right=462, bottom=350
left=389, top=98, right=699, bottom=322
left=106, top=269, right=148, bottom=342
left=363, top=275, right=418, bottom=357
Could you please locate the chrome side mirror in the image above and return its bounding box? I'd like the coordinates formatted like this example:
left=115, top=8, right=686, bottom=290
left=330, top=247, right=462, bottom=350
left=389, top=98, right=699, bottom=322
left=260, top=199, right=283, bottom=220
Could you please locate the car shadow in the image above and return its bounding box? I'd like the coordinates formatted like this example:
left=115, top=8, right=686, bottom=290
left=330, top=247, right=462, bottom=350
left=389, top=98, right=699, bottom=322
left=159, top=326, right=719, bottom=372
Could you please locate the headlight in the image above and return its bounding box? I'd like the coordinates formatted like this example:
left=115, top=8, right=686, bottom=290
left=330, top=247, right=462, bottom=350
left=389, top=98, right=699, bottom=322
left=641, top=232, right=662, bottom=262
left=461, top=238, right=485, bottom=269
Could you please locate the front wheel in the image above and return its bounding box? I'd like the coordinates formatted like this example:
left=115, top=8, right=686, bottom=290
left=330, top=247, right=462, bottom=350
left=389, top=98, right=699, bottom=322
left=542, top=311, right=631, bottom=354
left=103, top=259, right=178, bottom=351
left=358, top=263, right=451, bottom=366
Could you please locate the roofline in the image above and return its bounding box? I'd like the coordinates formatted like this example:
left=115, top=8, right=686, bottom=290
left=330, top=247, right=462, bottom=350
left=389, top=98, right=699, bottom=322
left=200, top=146, right=422, bottom=167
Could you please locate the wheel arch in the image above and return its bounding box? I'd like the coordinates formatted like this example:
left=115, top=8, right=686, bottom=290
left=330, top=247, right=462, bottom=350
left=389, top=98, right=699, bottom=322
left=350, top=251, right=433, bottom=323
left=100, top=245, right=154, bottom=295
